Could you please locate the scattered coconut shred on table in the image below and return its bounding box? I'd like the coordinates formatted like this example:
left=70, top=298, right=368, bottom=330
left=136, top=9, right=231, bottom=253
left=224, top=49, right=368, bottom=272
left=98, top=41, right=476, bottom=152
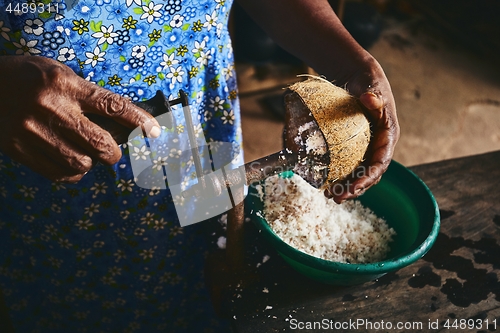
left=256, top=174, right=396, bottom=264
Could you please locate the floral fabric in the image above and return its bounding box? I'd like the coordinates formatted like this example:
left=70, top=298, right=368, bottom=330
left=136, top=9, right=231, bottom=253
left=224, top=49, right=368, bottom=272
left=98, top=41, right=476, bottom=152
left=0, top=0, right=240, bottom=332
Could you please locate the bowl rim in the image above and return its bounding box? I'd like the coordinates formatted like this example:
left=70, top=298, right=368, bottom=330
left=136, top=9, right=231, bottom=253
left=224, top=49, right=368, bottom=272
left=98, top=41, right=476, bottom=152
left=248, top=160, right=441, bottom=275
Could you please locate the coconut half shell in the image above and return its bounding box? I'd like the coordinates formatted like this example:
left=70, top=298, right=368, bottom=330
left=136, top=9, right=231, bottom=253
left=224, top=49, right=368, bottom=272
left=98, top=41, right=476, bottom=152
left=284, top=77, right=371, bottom=189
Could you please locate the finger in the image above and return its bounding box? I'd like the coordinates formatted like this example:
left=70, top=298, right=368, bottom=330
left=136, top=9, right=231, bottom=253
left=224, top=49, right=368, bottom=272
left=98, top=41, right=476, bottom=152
left=76, top=80, right=161, bottom=138
left=325, top=91, right=399, bottom=203
left=362, top=95, right=400, bottom=174
left=359, top=91, right=384, bottom=112
left=326, top=164, right=384, bottom=204
left=51, top=107, right=124, bottom=165
left=16, top=117, right=96, bottom=176
left=328, top=116, right=396, bottom=203
left=8, top=139, right=90, bottom=183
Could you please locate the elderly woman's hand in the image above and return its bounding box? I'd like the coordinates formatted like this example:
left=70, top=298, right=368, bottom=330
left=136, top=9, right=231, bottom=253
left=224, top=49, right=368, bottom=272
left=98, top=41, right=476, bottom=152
left=0, top=56, right=160, bottom=183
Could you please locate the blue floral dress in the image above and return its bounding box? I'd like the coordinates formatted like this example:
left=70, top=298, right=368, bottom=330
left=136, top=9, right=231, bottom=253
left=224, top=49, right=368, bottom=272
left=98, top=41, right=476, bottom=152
left=0, top=0, right=241, bottom=332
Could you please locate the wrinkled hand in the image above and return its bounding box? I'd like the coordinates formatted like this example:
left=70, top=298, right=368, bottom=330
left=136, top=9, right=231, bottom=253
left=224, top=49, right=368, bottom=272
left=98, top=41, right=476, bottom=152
left=324, top=56, right=400, bottom=203
left=0, top=56, right=160, bottom=183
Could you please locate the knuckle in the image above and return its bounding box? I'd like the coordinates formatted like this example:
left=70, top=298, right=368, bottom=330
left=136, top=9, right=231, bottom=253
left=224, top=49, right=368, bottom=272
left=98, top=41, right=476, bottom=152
left=19, top=117, right=35, bottom=132
left=89, top=129, right=110, bottom=150
left=95, top=91, right=128, bottom=117
left=43, top=64, right=73, bottom=93
left=89, top=130, right=120, bottom=163
left=66, top=155, right=92, bottom=173
left=45, top=64, right=69, bottom=82
left=29, top=66, right=72, bottom=108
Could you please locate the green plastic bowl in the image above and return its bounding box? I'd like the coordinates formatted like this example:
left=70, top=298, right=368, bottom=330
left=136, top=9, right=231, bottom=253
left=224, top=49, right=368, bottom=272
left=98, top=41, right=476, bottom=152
left=247, top=160, right=440, bottom=285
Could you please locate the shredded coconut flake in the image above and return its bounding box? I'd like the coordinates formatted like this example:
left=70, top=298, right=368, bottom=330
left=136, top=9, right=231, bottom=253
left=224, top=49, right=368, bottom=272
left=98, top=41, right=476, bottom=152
left=260, top=174, right=396, bottom=263
left=294, top=121, right=327, bottom=156
left=216, top=236, right=226, bottom=249
left=305, top=130, right=327, bottom=155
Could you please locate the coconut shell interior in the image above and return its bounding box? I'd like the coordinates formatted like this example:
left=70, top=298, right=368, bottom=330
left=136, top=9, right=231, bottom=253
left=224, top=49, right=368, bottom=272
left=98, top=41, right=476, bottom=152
left=284, top=77, right=371, bottom=189
left=284, top=92, right=330, bottom=188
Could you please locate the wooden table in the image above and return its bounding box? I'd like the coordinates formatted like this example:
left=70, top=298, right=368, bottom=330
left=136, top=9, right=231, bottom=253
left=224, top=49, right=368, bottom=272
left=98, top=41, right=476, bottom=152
left=216, top=150, right=500, bottom=332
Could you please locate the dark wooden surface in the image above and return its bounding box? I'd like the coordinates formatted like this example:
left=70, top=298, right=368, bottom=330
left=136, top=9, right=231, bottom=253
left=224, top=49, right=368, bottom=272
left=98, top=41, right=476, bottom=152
left=222, top=150, right=500, bottom=332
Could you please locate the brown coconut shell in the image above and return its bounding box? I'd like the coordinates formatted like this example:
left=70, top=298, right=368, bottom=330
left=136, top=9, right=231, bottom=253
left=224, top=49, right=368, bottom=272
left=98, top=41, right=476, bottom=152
left=284, top=76, right=371, bottom=188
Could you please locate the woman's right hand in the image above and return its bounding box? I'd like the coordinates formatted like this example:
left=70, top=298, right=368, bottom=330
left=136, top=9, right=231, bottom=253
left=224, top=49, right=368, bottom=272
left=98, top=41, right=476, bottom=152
left=0, top=56, right=160, bottom=183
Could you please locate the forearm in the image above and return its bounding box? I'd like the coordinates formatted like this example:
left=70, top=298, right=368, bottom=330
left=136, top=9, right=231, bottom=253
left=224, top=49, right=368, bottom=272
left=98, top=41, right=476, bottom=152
left=235, top=0, right=375, bottom=83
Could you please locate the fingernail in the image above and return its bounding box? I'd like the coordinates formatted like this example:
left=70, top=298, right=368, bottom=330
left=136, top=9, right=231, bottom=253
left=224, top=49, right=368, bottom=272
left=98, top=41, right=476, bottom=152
left=354, top=187, right=365, bottom=196
left=149, top=125, right=161, bottom=138
left=142, top=118, right=161, bottom=138
left=361, top=92, right=383, bottom=110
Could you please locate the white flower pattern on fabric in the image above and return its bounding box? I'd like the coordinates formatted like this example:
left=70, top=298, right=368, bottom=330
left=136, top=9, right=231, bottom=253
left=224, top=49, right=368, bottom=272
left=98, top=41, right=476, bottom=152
left=196, top=49, right=211, bottom=66
left=84, top=46, right=106, bottom=67
left=117, top=179, right=134, bottom=192
left=192, top=40, right=206, bottom=53
left=221, top=109, right=235, bottom=125
left=141, top=2, right=162, bottom=24
left=57, top=47, right=76, bottom=62
left=75, top=220, right=94, bottom=230
left=215, top=0, right=226, bottom=10
left=139, top=248, right=155, bottom=260
left=0, top=21, right=11, bottom=40
left=131, top=145, right=151, bottom=160
left=159, top=52, right=179, bottom=71
left=84, top=203, right=100, bottom=217
left=131, top=45, right=147, bottom=58
left=203, top=11, right=218, bottom=31
left=166, top=65, right=185, bottom=84
left=170, top=14, right=184, bottom=28
left=210, top=96, right=225, bottom=110
left=13, top=38, right=41, bottom=55
left=223, top=64, right=235, bottom=80
left=153, top=218, right=168, bottom=231
left=151, top=156, right=167, bottom=171
left=23, top=18, right=43, bottom=36
left=92, top=24, right=118, bottom=45
left=90, top=182, right=108, bottom=197
left=126, top=0, right=142, bottom=7
left=19, top=186, right=38, bottom=198
left=140, top=212, right=155, bottom=225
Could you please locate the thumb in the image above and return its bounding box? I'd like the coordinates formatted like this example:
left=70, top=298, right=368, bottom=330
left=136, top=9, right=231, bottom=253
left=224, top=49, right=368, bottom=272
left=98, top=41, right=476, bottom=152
left=359, top=91, right=384, bottom=112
